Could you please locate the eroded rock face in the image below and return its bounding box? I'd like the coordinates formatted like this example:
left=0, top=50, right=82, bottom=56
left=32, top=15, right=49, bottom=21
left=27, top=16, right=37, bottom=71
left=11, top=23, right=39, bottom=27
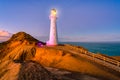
left=18, top=60, right=56, bottom=80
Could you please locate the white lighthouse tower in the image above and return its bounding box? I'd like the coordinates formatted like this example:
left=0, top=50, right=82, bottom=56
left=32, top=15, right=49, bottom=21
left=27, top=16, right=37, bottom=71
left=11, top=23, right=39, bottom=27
left=47, top=9, right=58, bottom=45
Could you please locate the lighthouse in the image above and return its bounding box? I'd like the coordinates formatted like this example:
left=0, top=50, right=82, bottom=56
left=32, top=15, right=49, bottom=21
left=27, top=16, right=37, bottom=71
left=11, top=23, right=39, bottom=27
left=47, top=9, right=58, bottom=45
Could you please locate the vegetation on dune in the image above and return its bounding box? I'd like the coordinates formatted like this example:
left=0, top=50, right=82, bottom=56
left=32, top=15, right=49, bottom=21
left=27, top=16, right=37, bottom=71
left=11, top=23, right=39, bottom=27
left=0, top=32, right=45, bottom=59
left=18, top=60, right=56, bottom=80
left=8, top=32, right=38, bottom=42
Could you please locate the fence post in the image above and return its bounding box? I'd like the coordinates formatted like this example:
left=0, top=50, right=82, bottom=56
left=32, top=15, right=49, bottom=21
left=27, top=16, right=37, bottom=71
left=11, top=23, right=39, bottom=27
left=92, top=54, right=95, bottom=61
left=103, top=57, right=106, bottom=65
left=117, top=61, right=120, bottom=67
left=103, top=57, right=106, bottom=61
left=84, top=51, right=86, bottom=54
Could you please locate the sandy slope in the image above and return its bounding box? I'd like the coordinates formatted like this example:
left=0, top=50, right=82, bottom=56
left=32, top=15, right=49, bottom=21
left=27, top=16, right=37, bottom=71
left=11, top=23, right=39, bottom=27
left=34, top=45, right=120, bottom=80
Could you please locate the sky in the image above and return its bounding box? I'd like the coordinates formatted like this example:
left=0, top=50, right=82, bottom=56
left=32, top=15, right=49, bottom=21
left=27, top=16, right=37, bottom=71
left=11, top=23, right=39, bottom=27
left=0, top=0, right=120, bottom=42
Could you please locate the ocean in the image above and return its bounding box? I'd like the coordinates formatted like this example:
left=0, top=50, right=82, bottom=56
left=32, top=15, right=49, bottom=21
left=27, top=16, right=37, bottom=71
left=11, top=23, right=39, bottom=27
left=59, top=42, right=120, bottom=56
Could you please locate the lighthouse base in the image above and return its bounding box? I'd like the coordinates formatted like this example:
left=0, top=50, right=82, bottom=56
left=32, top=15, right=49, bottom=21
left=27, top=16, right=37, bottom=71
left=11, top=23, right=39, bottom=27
left=46, top=41, right=58, bottom=46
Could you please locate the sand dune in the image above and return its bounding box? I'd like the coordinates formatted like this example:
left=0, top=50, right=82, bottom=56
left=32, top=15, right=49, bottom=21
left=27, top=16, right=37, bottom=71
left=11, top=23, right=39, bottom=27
left=0, top=32, right=120, bottom=80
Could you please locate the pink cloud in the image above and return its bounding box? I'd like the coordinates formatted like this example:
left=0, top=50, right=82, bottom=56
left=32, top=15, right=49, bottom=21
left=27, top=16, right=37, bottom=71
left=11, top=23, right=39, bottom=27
left=0, top=30, right=12, bottom=41
left=0, top=30, right=11, bottom=37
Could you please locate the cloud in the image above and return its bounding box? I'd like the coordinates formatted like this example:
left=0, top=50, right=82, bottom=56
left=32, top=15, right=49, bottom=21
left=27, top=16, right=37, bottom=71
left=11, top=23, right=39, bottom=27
left=0, top=30, right=11, bottom=37
left=0, top=30, right=12, bottom=42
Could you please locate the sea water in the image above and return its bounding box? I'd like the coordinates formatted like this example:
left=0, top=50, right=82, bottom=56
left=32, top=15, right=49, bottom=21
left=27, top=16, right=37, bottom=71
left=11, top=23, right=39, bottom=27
left=59, top=42, right=120, bottom=56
